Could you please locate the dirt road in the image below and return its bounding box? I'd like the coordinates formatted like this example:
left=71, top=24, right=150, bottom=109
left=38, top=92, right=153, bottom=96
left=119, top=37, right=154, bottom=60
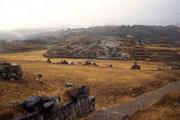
left=87, top=80, right=180, bottom=120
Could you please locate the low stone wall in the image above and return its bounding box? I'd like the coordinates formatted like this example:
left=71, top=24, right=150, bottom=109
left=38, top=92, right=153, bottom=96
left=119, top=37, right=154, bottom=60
left=13, top=96, right=95, bottom=120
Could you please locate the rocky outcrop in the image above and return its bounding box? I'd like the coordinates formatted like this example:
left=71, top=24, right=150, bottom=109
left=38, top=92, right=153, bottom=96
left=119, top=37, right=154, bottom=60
left=44, top=36, right=135, bottom=60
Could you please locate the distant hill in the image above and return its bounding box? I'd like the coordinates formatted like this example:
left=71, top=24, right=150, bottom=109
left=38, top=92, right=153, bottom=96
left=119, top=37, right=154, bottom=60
left=2, top=25, right=180, bottom=43
left=0, top=41, right=46, bottom=53
left=1, top=25, right=180, bottom=59
left=0, top=31, right=23, bottom=41
left=44, top=34, right=180, bottom=61
left=44, top=35, right=137, bottom=59
left=44, top=25, right=180, bottom=60
left=86, top=25, right=180, bottom=43
left=176, top=23, right=180, bottom=27
left=0, top=28, right=62, bottom=41
left=24, top=25, right=180, bottom=44
left=12, top=28, right=61, bottom=38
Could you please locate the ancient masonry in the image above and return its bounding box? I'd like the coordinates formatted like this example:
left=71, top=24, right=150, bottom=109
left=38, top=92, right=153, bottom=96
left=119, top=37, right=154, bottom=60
left=13, top=96, right=95, bottom=120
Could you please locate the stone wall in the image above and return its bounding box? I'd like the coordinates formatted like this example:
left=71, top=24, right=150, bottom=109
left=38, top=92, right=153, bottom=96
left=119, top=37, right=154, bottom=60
left=13, top=96, right=95, bottom=120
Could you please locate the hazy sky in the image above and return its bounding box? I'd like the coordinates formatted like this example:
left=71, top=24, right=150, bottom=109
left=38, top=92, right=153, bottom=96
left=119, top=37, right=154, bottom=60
left=0, top=0, right=179, bottom=30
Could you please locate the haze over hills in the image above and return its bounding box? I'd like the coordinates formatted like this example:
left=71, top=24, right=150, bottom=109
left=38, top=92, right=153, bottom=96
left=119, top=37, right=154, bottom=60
left=176, top=23, right=180, bottom=27
left=1, top=25, right=180, bottom=41
left=12, top=28, right=61, bottom=37
left=1, top=25, right=180, bottom=59
left=25, top=25, right=180, bottom=45
left=0, top=31, right=23, bottom=41
left=0, top=28, right=62, bottom=41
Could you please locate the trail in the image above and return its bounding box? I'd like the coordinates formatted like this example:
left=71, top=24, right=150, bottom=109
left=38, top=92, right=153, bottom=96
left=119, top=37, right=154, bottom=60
left=87, top=80, right=180, bottom=120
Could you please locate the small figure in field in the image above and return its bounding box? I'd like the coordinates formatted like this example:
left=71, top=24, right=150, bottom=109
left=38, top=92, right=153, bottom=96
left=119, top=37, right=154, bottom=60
left=131, top=62, right=141, bottom=70
left=69, top=61, right=75, bottom=65
left=35, top=74, right=43, bottom=81
left=109, top=64, right=113, bottom=68
left=84, top=60, right=98, bottom=66
left=61, top=60, right=69, bottom=64
left=46, top=58, right=52, bottom=63
left=84, top=61, right=91, bottom=65
left=92, top=61, right=98, bottom=66
left=65, top=82, right=78, bottom=88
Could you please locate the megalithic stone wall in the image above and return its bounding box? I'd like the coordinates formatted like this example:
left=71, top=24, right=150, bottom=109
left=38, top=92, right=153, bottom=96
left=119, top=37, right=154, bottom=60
left=13, top=96, right=95, bottom=120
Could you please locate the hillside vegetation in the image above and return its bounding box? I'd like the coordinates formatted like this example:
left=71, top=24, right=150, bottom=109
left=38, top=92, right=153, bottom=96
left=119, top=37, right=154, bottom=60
left=0, top=41, right=46, bottom=53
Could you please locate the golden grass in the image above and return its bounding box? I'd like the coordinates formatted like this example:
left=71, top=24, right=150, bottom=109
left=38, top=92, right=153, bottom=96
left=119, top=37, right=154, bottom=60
left=145, top=46, right=180, bottom=51
left=127, top=92, right=180, bottom=120
left=0, top=50, right=180, bottom=119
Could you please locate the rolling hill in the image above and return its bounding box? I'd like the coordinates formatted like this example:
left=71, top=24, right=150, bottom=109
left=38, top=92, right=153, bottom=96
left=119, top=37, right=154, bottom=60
left=0, top=31, right=23, bottom=41
left=43, top=25, right=180, bottom=60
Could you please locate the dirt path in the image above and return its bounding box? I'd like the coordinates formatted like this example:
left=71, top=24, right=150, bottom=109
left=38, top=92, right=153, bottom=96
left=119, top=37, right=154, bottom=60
left=87, top=80, right=180, bottom=120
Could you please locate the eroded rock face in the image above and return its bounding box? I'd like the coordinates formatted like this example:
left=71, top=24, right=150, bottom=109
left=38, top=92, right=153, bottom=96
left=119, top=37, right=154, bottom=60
left=44, top=36, right=134, bottom=60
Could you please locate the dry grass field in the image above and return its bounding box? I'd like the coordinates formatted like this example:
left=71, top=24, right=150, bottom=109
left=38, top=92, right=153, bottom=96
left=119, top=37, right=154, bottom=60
left=0, top=50, right=179, bottom=119
left=126, top=92, right=180, bottom=120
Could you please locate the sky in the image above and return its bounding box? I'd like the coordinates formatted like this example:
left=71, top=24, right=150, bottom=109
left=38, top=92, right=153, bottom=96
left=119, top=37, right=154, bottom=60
left=0, top=0, right=180, bottom=30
